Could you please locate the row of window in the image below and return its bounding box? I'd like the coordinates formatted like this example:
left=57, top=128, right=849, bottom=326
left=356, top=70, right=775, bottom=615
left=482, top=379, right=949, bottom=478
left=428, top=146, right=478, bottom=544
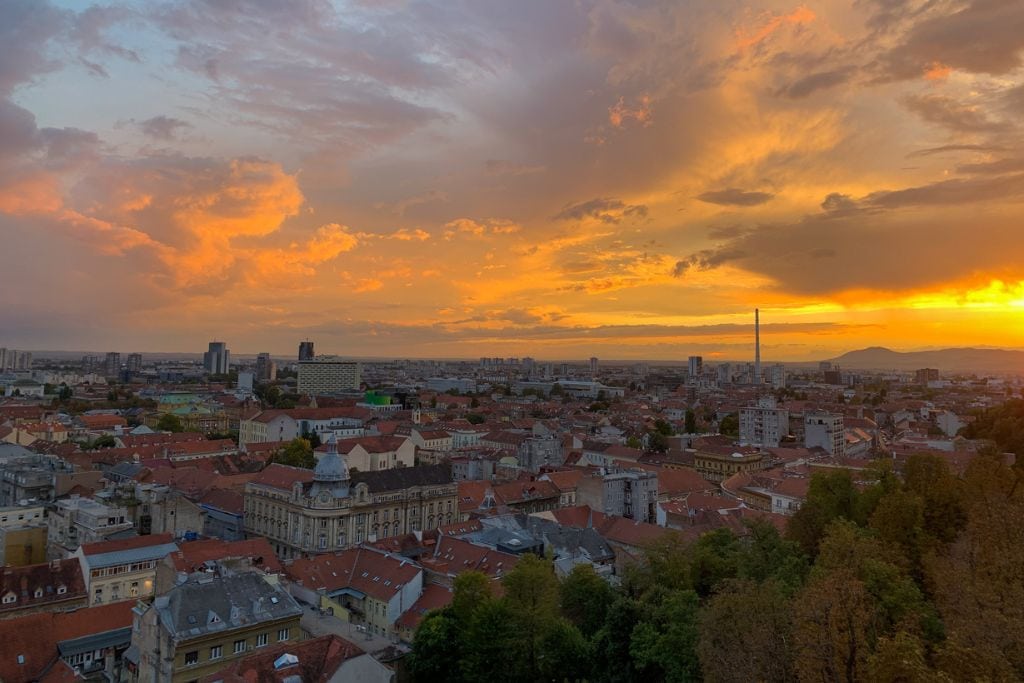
left=183, top=628, right=290, bottom=666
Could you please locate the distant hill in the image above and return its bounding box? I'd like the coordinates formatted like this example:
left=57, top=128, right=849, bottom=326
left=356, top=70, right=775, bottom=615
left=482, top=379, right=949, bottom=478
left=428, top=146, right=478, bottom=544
left=829, top=347, right=1024, bottom=375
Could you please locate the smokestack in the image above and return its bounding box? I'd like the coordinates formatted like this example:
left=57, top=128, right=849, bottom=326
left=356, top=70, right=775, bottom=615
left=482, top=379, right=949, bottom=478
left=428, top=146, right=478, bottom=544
left=754, top=308, right=761, bottom=384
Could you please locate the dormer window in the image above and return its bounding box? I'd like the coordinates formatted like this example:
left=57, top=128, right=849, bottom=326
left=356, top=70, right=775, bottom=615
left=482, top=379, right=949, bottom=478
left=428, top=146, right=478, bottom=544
left=57, top=585, right=67, bottom=595
left=34, top=589, right=43, bottom=598
left=2, top=592, right=16, bottom=604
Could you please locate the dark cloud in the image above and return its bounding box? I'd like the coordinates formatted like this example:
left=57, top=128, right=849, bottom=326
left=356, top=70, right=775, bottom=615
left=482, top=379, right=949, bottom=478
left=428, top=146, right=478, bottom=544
left=903, top=93, right=1010, bottom=133
left=775, top=68, right=855, bottom=99
left=553, top=197, right=648, bottom=223
left=672, top=248, right=746, bottom=278
left=907, top=143, right=1007, bottom=158
left=137, top=115, right=193, bottom=140
left=697, top=188, right=774, bottom=207
left=878, top=0, right=1024, bottom=80
left=0, top=0, right=68, bottom=94
left=821, top=192, right=860, bottom=214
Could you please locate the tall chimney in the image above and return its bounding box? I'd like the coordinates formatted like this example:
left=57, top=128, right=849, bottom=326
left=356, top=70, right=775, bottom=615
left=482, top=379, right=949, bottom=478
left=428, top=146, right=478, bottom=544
left=754, top=308, right=761, bottom=384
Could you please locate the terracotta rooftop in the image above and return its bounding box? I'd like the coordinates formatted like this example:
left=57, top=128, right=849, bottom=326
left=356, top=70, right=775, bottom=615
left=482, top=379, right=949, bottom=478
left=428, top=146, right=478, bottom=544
left=0, top=559, right=86, bottom=615
left=80, top=532, right=175, bottom=557
left=286, top=547, right=421, bottom=603
left=170, top=537, right=283, bottom=574
left=200, top=634, right=365, bottom=683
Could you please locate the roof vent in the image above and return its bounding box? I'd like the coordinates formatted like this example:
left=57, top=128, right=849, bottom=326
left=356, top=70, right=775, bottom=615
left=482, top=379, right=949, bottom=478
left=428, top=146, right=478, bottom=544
left=274, top=653, right=299, bottom=670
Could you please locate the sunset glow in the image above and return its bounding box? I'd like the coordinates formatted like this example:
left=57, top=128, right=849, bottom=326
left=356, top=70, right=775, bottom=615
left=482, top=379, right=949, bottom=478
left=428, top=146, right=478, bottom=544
left=3, top=0, right=1024, bottom=360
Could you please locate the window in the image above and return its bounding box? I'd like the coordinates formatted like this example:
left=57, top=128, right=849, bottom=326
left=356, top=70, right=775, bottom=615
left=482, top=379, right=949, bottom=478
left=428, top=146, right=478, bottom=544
left=184, top=651, right=199, bottom=666
left=233, top=639, right=245, bottom=654
left=256, top=633, right=268, bottom=647
left=57, top=585, right=66, bottom=595
left=94, top=588, right=103, bottom=604
left=210, top=645, right=222, bottom=660
left=277, top=627, right=289, bottom=642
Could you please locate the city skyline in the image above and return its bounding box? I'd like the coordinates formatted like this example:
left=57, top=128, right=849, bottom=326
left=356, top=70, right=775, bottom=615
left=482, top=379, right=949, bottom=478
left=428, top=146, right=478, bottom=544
left=3, top=1, right=1024, bottom=359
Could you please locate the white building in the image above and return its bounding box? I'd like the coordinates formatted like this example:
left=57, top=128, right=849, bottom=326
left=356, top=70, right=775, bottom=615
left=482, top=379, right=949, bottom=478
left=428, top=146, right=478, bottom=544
left=805, top=411, right=845, bottom=456
left=769, top=363, right=786, bottom=389
left=740, top=396, right=789, bottom=448
left=297, top=358, right=361, bottom=395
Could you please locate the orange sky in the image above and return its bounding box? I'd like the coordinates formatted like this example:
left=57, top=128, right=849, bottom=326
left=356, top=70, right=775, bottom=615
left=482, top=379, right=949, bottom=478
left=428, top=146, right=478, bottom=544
left=2, top=0, right=1024, bottom=360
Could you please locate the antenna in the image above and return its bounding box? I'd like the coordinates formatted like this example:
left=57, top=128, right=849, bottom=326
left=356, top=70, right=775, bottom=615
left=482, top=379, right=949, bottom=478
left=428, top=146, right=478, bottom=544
left=754, top=308, right=761, bottom=385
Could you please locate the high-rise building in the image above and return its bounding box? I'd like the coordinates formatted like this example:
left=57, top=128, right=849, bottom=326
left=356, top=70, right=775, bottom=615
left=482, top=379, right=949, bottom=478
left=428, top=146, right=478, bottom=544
left=522, top=357, right=535, bottom=376
left=297, top=358, right=361, bottom=395
left=915, top=368, right=940, bottom=384
left=104, top=352, right=121, bottom=378
left=0, top=348, right=6, bottom=371
left=81, top=355, right=98, bottom=373
left=716, top=363, right=732, bottom=386
left=589, top=357, right=599, bottom=376
left=298, top=340, right=315, bottom=361
left=805, top=412, right=845, bottom=456
left=126, top=353, right=143, bottom=373
left=255, top=352, right=276, bottom=382
left=769, top=363, right=786, bottom=389
left=203, top=341, right=230, bottom=375
left=740, top=395, right=789, bottom=448
left=688, top=356, right=703, bottom=383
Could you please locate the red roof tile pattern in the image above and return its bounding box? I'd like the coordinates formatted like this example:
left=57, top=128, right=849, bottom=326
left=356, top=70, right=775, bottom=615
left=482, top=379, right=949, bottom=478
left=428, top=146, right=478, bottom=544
left=0, top=560, right=86, bottom=616
left=200, top=634, right=365, bottom=683
left=286, top=547, right=420, bottom=602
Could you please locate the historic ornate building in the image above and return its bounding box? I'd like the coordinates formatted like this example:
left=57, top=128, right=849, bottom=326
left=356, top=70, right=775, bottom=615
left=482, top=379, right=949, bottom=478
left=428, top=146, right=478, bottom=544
left=244, top=436, right=457, bottom=559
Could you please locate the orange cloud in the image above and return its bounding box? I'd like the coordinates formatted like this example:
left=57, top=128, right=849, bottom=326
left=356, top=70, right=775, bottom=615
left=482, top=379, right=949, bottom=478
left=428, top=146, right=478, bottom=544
left=735, top=6, right=816, bottom=50
left=609, top=95, right=652, bottom=128
left=924, top=62, right=952, bottom=81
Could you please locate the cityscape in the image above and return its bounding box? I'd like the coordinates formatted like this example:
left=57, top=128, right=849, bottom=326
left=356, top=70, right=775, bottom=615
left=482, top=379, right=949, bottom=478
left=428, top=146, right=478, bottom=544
left=3, top=1, right=1024, bottom=682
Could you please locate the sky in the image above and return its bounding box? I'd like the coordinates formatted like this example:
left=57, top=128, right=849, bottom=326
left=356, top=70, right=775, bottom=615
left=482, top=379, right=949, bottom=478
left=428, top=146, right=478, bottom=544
left=2, top=0, right=1024, bottom=361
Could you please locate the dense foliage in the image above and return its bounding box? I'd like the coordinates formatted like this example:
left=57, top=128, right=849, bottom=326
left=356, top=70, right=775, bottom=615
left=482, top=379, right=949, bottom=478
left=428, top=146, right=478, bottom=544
left=409, top=453, right=1024, bottom=682
left=961, top=398, right=1024, bottom=457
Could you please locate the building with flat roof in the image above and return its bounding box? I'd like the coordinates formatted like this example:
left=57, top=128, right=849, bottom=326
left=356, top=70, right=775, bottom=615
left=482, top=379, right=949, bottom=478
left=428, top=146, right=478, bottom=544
left=740, top=396, right=790, bottom=449
left=74, top=533, right=179, bottom=606
left=297, top=358, right=361, bottom=395
left=48, top=496, right=134, bottom=558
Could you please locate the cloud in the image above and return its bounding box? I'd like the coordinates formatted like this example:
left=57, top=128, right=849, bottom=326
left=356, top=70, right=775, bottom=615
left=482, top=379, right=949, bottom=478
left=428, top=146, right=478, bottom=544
left=608, top=95, right=652, bottom=128
left=484, top=159, right=546, bottom=176
left=553, top=197, right=648, bottom=223
left=442, top=217, right=522, bottom=239
left=775, top=67, right=855, bottom=99
left=136, top=116, right=193, bottom=140
left=902, top=93, right=1010, bottom=133
left=697, top=188, right=775, bottom=207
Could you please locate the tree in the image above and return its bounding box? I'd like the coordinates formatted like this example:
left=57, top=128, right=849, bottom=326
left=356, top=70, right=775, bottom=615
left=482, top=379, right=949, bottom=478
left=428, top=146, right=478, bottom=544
left=902, top=453, right=965, bottom=544
left=648, top=431, right=670, bottom=453
left=792, top=569, right=875, bottom=683
left=787, top=470, right=863, bottom=556
left=685, top=409, right=697, bottom=434
left=89, top=435, right=117, bottom=449
left=156, top=413, right=184, bottom=433
left=699, top=580, right=794, bottom=683
left=409, top=610, right=464, bottom=683
left=719, top=413, right=739, bottom=438
left=273, top=438, right=315, bottom=469
left=465, top=413, right=485, bottom=425
left=561, top=564, right=615, bottom=637
left=654, top=418, right=673, bottom=436
left=630, top=589, right=702, bottom=682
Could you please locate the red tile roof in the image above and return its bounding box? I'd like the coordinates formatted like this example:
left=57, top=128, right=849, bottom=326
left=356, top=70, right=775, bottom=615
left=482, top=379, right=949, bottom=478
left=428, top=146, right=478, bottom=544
left=170, top=537, right=282, bottom=574
left=200, top=634, right=364, bottom=683
left=250, top=464, right=314, bottom=491
left=80, top=532, right=175, bottom=557
left=286, top=547, right=420, bottom=602
left=0, top=560, right=86, bottom=616
left=396, top=583, right=453, bottom=631
left=420, top=536, right=518, bottom=580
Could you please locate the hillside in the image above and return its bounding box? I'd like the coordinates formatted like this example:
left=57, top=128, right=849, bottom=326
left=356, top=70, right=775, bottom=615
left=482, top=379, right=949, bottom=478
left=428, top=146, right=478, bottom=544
left=829, top=346, right=1024, bottom=374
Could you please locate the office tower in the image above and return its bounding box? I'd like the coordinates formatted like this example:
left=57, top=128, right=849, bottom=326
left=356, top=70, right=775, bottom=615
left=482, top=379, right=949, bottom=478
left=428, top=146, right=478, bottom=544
left=769, top=363, right=786, bottom=389
left=589, top=357, right=599, bottom=376
left=915, top=368, right=940, bottom=384
left=297, top=358, right=361, bottom=395
left=14, top=352, right=31, bottom=370
left=754, top=308, right=761, bottom=384
left=0, top=349, right=6, bottom=371
left=522, top=357, right=535, bottom=376
left=819, top=361, right=832, bottom=373
left=81, top=355, right=98, bottom=373
left=740, top=395, right=789, bottom=448
left=298, top=340, right=315, bottom=361
left=688, top=356, right=703, bottom=383
left=237, top=371, right=254, bottom=393
left=717, top=363, right=732, bottom=386
left=126, top=353, right=143, bottom=373
left=104, top=352, right=121, bottom=378
left=805, top=412, right=845, bottom=456
left=255, top=352, right=277, bottom=382
left=203, top=341, right=230, bottom=375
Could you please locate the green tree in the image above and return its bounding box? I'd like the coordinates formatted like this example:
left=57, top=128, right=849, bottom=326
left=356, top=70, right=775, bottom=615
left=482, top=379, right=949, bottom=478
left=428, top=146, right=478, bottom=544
left=654, top=418, right=673, bottom=436
left=156, top=413, right=184, bottom=433
left=465, top=413, right=485, bottom=425
left=630, top=589, right=702, bottom=682
left=648, top=431, right=670, bottom=453
left=787, top=470, right=863, bottom=557
left=719, top=413, right=739, bottom=438
left=90, top=435, right=117, bottom=449
left=792, top=569, right=876, bottom=683
left=272, top=438, right=315, bottom=469
left=409, top=610, right=464, bottom=683
left=561, top=564, right=615, bottom=637
left=684, top=409, right=697, bottom=434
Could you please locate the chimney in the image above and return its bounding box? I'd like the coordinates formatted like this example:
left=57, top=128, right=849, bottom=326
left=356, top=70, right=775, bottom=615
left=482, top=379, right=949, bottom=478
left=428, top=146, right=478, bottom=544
left=754, top=308, right=761, bottom=385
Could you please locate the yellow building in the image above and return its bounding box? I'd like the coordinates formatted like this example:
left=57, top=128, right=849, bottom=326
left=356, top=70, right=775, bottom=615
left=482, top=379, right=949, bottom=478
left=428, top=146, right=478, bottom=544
left=694, top=445, right=767, bottom=483
left=127, top=570, right=303, bottom=683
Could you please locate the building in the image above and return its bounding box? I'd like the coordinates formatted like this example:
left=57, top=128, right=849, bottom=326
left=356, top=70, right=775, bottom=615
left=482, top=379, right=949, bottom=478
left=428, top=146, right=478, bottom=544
left=127, top=570, right=303, bottom=683
left=244, top=436, right=458, bottom=559
left=576, top=468, right=659, bottom=523
left=0, top=559, right=88, bottom=620
left=47, top=496, right=134, bottom=558
left=769, top=363, right=786, bottom=388
left=805, top=411, right=845, bottom=456
left=297, top=358, right=361, bottom=395
left=74, top=534, right=179, bottom=606
left=239, top=407, right=369, bottom=446
left=255, top=352, right=277, bottom=382
left=739, top=396, right=790, bottom=449
left=104, top=352, right=121, bottom=378
left=589, top=357, right=599, bottom=376
left=0, top=349, right=33, bottom=371
left=687, top=356, right=703, bottom=383
left=286, top=546, right=423, bottom=637
left=203, top=341, right=231, bottom=375
left=126, top=353, right=143, bottom=373
left=331, top=435, right=416, bottom=472
left=716, top=363, right=732, bottom=386
left=915, top=368, right=940, bottom=384
left=0, top=503, right=47, bottom=566
left=298, top=340, right=315, bottom=361
left=204, top=634, right=392, bottom=683
left=694, top=445, right=766, bottom=483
